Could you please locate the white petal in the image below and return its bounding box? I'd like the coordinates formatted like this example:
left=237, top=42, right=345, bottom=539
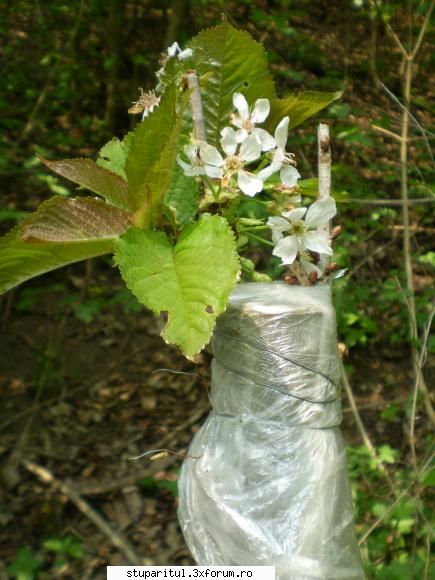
left=185, top=166, right=205, bottom=177
left=273, top=235, right=298, bottom=265
left=267, top=216, right=292, bottom=231
left=233, top=93, right=249, bottom=119
left=235, top=128, right=248, bottom=143
left=167, top=42, right=181, bottom=57
left=280, top=165, right=301, bottom=187
left=267, top=216, right=291, bottom=242
left=220, top=127, right=238, bottom=156
left=303, top=231, right=332, bottom=255
left=205, top=165, right=223, bottom=179
left=178, top=48, right=193, bottom=60
left=272, top=148, right=285, bottom=166
left=184, top=143, right=198, bottom=161
left=199, top=142, right=224, bottom=167
left=271, top=230, right=284, bottom=244
left=177, top=156, right=191, bottom=172
left=237, top=170, right=263, bottom=197
left=253, top=128, right=276, bottom=151
left=251, top=98, right=270, bottom=123
left=240, top=134, right=261, bottom=163
left=274, top=117, right=289, bottom=150
left=305, top=197, right=337, bottom=228
left=257, top=162, right=279, bottom=181
left=282, top=207, right=307, bottom=221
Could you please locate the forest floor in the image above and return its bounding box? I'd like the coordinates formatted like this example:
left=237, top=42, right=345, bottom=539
left=0, top=261, right=423, bottom=579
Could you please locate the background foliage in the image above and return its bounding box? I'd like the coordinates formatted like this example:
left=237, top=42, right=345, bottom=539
left=0, top=0, right=433, bottom=578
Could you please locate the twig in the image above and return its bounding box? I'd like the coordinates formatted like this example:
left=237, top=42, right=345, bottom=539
left=23, top=461, right=147, bottom=565
left=409, top=307, right=435, bottom=467
left=317, top=124, right=331, bottom=204
left=379, top=3, right=435, bottom=432
left=381, top=83, right=433, bottom=161
left=347, top=240, right=395, bottom=280
left=358, top=451, right=434, bottom=546
left=340, top=360, right=376, bottom=455
left=76, top=407, right=206, bottom=495
left=411, top=0, right=435, bottom=60
left=317, top=123, right=331, bottom=273
left=346, top=197, right=435, bottom=206
left=371, top=124, right=403, bottom=142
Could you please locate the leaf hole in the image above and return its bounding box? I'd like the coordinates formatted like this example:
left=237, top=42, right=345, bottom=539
left=243, top=81, right=249, bottom=87
left=205, top=305, right=214, bottom=315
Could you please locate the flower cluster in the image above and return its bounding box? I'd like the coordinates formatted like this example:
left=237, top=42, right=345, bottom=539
left=177, top=92, right=336, bottom=274
left=267, top=198, right=336, bottom=271
left=178, top=93, right=299, bottom=197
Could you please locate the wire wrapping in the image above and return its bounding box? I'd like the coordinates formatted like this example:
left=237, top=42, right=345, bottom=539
left=178, top=283, right=364, bottom=579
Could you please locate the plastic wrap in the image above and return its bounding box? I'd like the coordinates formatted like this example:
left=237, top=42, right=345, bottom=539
left=178, top=282, right=364, bottom=579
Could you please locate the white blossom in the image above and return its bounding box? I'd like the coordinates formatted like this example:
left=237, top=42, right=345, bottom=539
left=177, top=144, right=206, bottom=177
left=258, top=116, right=300, bottom=187
left=231, top=93, right=275, bottom=151
left=167, top=42, right=193, bottom=61
left=267, top=198, right=337, bottom=265
left=178, top=128, right=273, bottom=197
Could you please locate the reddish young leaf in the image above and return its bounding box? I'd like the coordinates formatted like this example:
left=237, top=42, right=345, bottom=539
left=20, top=197, right=132, bottom=243
left=40, top=157, right=133, bottom=211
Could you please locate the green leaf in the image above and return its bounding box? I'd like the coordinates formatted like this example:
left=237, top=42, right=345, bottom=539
left=125, top=85, right=184, bottom=226
left=267, top=90, right=342, bottom=132
left=396, top=517, right=415, bottom=535
left=40, top=157, right=133, bottom=212
left=189, top=19, right=276, bottom=147
left=20, top=196, right=132, bottom=242
left=164, top=164, right=200, bottom=227
left=114, top=214, right=240, bottom=358
left=6, top=547, right=42, bottom=580
left=96, top=133, right=133, bottom=180
left=378, top=444, right=398, bottom=464
left=0, top=206, right=120, bottom=294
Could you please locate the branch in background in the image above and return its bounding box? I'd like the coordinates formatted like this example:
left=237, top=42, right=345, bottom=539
left=340, top=359, right=434, bottom=547
left=376, top=2, right=435, bottom=433
left=347, top=197, right=435, bottom=206
left=409, top=307, right=435, bottom=466
left=357, top=451, right=434, bottom=546
left=23, top=461, right=149, bottom=565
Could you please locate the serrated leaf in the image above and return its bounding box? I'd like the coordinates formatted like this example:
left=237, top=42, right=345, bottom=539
left=0, top=201, right=123, bottom=293
left=189, top=19, right=276, bottom=147
left=267, top=90, right=342, bottom=131
left=125, top=85, right=185, bottom=226
left=96, top=133, right=133, bottom=179
left=114, top=214, right=240, bottom=358
left=163, top=165, right=199, bottom=227
left=40, top=157, right=133, bottom=211
left=20, top=196, right=132, bottom=242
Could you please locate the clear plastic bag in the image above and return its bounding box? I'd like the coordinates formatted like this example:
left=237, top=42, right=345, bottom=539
left=178, top=282, right=364, bottom=579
